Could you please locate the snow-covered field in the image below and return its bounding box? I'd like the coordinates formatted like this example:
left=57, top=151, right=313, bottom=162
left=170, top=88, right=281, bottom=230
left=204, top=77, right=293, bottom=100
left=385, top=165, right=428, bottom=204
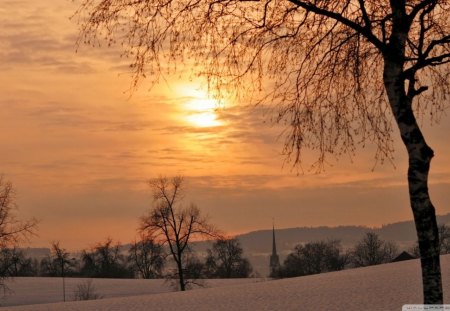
left=1, top=277, right=260, bottom=307
left=4, top=255, right=450, bottom=311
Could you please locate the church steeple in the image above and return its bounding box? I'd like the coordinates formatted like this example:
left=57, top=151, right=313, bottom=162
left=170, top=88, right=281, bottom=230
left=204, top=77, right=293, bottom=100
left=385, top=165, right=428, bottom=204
left=269, top=221, right=280, bottom=277
left=271, top=224, right=277, bottom=257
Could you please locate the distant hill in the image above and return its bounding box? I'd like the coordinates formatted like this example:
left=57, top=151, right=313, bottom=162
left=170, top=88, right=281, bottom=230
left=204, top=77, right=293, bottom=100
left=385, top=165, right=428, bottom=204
left=226, top=213, right=450, bottom=276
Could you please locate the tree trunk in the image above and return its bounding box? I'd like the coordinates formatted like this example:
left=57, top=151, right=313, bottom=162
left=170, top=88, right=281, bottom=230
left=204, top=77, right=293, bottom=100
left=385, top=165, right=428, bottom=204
left=177, top=258, right=186, bottom=291
left=384, top=61, right=443, bottom=304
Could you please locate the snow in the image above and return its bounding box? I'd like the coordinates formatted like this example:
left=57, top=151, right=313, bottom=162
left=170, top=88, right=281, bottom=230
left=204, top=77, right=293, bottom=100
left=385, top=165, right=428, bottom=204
left=4, top=255, right=450, bottom=311
left=1, top=277, right=259, bottom=307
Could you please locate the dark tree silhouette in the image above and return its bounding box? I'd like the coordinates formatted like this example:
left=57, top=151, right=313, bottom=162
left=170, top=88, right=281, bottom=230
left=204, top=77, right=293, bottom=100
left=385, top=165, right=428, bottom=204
left=51, top=242, right=75, bottom=302
left=0, top=248, right=36, bottom=277
left=139, top=176, right=218, bottom=291
left=77, top=1, right=450, bottom=303
left=281, top=240, right=347, bottom=277
left=0, top=177, right=37, bottom=294
left=205, top=238, right=252, bottom=278
left=81, top=238, right=132, bottom=278
left=128, top=235, right=166, bottom=279
left=0, top=177, right=37, bottom=249
left=351, top=232, right=398, bottom=267
left=51, top=242, right=73, bottom=276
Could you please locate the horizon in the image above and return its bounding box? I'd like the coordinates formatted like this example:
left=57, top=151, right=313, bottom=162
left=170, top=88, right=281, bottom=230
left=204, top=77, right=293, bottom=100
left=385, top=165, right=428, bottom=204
left=23, top=212, right=450, bottom=252
left=1, top=1, right=450, bottom=251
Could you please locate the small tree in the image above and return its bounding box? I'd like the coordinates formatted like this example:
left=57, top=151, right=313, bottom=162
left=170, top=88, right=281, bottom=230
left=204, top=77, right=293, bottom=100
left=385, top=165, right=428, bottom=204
left=140, top=176, right=219, bottom=291
left=205, top=238, right=252, bottom=278
left=51, top=242, right=73, bottom=276
left=351, top=232, right=398, bottom=267
left=51, top=242, right=77, bottom=302
left=128, top=235, right=166, bottom=279
left=281, top=240, right=347, bottom=278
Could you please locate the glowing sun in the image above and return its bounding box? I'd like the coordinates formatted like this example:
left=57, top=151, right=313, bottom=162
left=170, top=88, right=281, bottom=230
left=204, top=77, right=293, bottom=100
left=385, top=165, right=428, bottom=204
left=184, top=90, right=222, bottom=128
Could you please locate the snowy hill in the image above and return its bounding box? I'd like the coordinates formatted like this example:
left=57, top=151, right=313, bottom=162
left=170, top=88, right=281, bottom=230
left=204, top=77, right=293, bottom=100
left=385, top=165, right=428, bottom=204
left=5, top=255, right=450, bottom=311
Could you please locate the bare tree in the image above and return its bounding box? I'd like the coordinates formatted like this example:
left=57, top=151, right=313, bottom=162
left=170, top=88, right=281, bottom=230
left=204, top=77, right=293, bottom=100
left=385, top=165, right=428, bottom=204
left=0, top=177, right=37, bottom=294
left=128, top=235, right=166, bottom=279
left=51, top=242, right=73, bottom=276
left=351, top=232, right=398, bottom=267
left=205, top=238, right=252, bottom=278
left=51, top=242, right=74, bottom=302
left=0, top=177, right=37, bottom=249
left=139, top=176, right=218, bottom=291
left=77, top=0, right=450, bottom=303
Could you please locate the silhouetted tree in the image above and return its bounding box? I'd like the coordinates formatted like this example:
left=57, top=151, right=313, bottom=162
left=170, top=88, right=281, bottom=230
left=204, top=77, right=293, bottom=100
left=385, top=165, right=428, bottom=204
left=51, top=242, right=75, bottom=276
left=128, top=235, right=166, bottom=279
left=39, top=256, right=59, bottom=277
left=139, top=176, right=219, bottom=291
left=51, top=242, right=77, bottom=301
left=0, top=177, right=37, bottom=249
left=0, top=177, right=38, bottom=293
left=351, top=232, right=398, bottom=267
left=281, top=240, right=347, bottom=278
left=78, top=0, right=450, bottom=303
left=181, top=251, right=205, bottom=283
left=80, top=239, right=132, bottom=278
left=0, top=248, right=36, bottom=277
left=205, top=238, right=252, bottom=278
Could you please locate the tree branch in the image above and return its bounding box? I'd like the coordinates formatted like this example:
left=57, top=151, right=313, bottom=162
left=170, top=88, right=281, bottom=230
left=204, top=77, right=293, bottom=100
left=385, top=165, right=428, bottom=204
left=286, top=0, right=385, bottom=51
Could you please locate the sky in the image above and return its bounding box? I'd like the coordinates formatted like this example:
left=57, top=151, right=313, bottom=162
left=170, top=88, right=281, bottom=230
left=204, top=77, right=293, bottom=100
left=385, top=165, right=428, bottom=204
left=1, top=0, right=450, bottom=251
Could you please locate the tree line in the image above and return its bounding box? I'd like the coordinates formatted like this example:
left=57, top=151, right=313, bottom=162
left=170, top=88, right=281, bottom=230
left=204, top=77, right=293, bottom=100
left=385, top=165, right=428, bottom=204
left=0, top=237, right=252, bottom=281
left=273, top=226, right=450, bottom=279
left=0, top=176, right=254, bottom=292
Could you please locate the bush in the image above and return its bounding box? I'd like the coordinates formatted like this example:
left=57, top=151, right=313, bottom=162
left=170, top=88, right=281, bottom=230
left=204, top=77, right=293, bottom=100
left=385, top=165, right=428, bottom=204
left=73, top=279, right=102, bottom=301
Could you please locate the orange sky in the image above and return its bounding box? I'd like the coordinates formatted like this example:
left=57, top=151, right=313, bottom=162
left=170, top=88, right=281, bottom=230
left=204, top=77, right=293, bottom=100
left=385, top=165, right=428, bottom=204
left=1, top=0, right=450, bottom=250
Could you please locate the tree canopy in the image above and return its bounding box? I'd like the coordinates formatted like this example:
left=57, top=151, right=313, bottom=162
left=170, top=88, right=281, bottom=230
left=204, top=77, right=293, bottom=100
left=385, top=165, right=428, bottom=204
left=77, top=0, right=450, bottom=168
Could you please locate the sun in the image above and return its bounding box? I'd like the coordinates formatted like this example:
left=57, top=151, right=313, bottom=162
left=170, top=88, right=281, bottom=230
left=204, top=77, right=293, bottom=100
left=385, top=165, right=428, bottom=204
left=183, top=89, right=223, bottom=128
left=187, top=110, right=222, bottom=128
